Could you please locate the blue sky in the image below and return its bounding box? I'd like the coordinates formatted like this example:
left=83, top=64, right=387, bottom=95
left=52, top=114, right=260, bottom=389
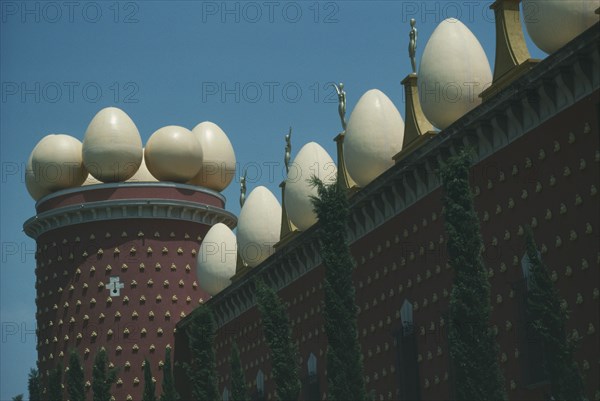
left=0, top=1, right=546, bottom=398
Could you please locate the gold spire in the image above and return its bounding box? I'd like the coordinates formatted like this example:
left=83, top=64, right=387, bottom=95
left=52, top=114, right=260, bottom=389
left=273, top=180, right=299, bottom=249
left=393, top=73, right=436, bottom=162
left=480, top=0, right=540, bottom=101
left=334, top=132, right=358, bottom=193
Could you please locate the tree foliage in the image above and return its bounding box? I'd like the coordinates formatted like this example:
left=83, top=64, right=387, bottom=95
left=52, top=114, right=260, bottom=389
left=48, top=363, right=63, bottom=401
left=67, top=350, right=85, bottom=401
left=183, top=304, right=219, bottom=401
left=142, top=358, right=157, bottom=401
left=230, top=342, right=248, bottom=401
left=92, top=348, right=117, bottom=401
left=309, top=177, right=367, bottom=401
left=28, top=368, right=41, bottom=401
left=160, top=347, right=180, bottom=401
left=11, top=394, right=23, bottom=401
left=524, top=227, right=586, bottom=400
left=255, top=280, right=301, bottom=401
left=440, top=149, right=507, bottom=400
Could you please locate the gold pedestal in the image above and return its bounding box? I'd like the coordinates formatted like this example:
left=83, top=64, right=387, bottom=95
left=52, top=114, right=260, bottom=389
left=274, top=180, right=298, bottom=250
left=481, top=0, right=540, bottom=102
left=394, top=73, right=437, bottom=162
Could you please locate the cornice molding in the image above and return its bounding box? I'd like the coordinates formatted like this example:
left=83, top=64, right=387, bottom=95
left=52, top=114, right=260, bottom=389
left=23, top=199, right=237, bottom=239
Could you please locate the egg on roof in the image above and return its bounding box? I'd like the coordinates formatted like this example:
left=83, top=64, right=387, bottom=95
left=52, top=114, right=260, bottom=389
left=82, top=107, right=143, bottom=182
left=196, top=223, right=237, bottom=296
left=344, top=89, right=405, bottom=187
left=82, top=174, right=102, bottom=186
left=30, top=134, right=88, bottom=192
left=237, top=186, right=282, bottom=267
left=285, top=142, right=337, bottom=231
left=25, top=151, right=51, bottom=201
left=144, top=126, right=203, bottom=182
left=418, top=18, right=492, bottom=130
left=126, top=149, right=157, bottom=183
left=188, top=122, right=236, bottom=191
left=523, top=0, right=598, bottom=55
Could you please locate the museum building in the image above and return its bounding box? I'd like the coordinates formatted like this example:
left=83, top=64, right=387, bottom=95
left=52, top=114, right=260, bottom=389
left=24, top=1, right=599, bottom=400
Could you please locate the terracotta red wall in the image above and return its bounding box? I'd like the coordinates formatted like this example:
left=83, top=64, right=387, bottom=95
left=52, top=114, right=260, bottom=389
left=209, top=93, right=599, bottom=400
left=35, top=216, right=211, bottom=400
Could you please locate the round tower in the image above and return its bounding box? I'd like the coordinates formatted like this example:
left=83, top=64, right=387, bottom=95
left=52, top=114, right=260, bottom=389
left=24, top=182, right=236, bottom=400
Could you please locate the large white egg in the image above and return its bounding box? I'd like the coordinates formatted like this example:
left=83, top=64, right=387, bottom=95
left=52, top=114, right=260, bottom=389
left=144, top=126, right=203, bottom=182
left=126, top=149, right=157, bottom=183
left=31, top=134, right=88, bottom=191
left=25, top=152, right=51, bottom=201
left=284, top=142, right=337, bottom=231
left=523, top=0, right=598, bottom=54
left=418, top=18, right=492, bottom=130
left=188, top=122, right=236, bottom=191
left=344, top=89, right=405, bottom=187
left=82, top=107, right=143, bottom=182
left=196, top=223, right=237, bottom=296
left=82, top=174, right=102, bottom=186
left=237, top=186, right=282, bottom=267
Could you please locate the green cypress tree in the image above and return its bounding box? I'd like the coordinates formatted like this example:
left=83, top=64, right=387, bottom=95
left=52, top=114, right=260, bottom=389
left=47, top=363, right=63, bottom=401
left=524, top=226, right=586, bottom=400
left=142, top=358, right=157, bottom=401
left=309, top=177, right=367, bottom=401
left=92, top=348, right=117, bottom=401
left=160, top=347, right=180, bottom=401
left=255, top=280, right=301, bottom=401
left=440, top=149, right=507, bottom=400
left=28, top=368, right=41, bottom=401
left=67, top=350, right=85, bottom=401
left=230, top=342, right=248, bottom=401
left=183, top=304, right=219, bottom=401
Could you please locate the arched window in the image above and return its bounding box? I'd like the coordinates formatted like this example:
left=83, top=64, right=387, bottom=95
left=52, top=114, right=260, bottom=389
left=256, top=369, right=265, bottom=396
left=400, top=299, right=414, bottom=334
left=307, top=353, right=317, bottom=376
left=518, top=251, right=546, bottom=385
left=222, top=386, right=229, bottom=401
left=521, top=253, right=532, bottom=285
left=397, top=299, right=419, bottom=399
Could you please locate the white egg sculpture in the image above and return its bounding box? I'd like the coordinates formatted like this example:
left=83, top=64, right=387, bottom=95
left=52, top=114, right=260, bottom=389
left=237, top=186, right=282, bottom=267
left=285, top=142, right=337, bottom=231
left=144, top=126, right=203, bottom=182
left=82, top=174, right=102, bottom=186
left=523, top=0, right=598, bottom=54
left=25, top=152, right=51, bottom=201
left=31, top=134, right=88, bottom=192
left=188, top=122, right=236, bottom=191
left=196, top=223, right=237, bottom=296
left=344, top=89, right=405, bottom=187
left=126, top=149, right=157, bottom=183
left=418, top=18, right=492, bottom=130
left=82, top=107, right=143, bottom=182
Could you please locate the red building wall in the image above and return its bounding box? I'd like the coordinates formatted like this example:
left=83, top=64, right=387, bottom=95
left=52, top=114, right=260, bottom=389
left=31, top=186, right=231, bottom=401
left=207, top=93, right=599, bottom=400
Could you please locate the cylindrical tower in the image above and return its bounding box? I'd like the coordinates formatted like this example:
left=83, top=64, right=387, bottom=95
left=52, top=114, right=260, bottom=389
left=24, top=182, right=236, bottom=401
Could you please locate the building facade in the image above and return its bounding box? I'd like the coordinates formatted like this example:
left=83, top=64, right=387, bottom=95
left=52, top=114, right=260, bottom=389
left=176, top=24, right=599, bottom=401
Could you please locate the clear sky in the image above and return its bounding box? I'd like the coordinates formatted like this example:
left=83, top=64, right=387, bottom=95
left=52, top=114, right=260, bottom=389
left=0, top=1, right=546, bottom=398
